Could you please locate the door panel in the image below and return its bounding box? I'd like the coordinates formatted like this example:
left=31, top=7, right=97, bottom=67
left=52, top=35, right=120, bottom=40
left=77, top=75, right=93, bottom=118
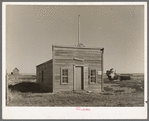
left=76, top=67, right=81, bottom=90
left=84, top=67, right=88, bottom=89
left=74, top=67, right=84, bottom=90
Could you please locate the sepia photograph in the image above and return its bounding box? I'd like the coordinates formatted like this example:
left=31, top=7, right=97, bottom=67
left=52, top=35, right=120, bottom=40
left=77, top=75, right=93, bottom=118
left=2, top=2, right=147, bottom=119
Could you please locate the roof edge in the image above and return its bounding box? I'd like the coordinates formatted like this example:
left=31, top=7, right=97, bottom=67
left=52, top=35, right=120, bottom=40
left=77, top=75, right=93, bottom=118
left=52, top=44, right=104, bottom=50
left=13, top=68, right=19, bottom=71
left=36, top=59, right=53, bottom=67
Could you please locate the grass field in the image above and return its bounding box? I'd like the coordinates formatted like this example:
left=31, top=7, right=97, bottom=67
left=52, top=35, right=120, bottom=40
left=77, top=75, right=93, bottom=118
left=6, top=75, right=144, bottom=107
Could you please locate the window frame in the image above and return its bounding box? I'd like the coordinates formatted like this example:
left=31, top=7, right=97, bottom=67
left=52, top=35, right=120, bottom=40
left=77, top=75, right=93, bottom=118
left=89, top=68, right=97, bottom=84
left=41, top=70, right=44, bottom=82
left=60, top=67, right=69, bottom=85
left=39, top=71, right=42, bottom=82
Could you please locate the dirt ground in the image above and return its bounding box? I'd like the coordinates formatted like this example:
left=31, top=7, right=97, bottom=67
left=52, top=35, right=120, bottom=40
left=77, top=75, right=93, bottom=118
left=6, top=76, right=144, bottom=107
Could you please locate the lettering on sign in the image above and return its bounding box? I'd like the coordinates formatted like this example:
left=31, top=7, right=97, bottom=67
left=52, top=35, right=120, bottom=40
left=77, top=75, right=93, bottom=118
left=98, top=71, right=102, bottom=75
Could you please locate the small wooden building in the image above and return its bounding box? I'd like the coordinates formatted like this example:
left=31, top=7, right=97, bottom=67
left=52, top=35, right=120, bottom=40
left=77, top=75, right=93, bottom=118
left=12, top=68, right=19, bottom=75
left=36, top=44, right=104, bottom=92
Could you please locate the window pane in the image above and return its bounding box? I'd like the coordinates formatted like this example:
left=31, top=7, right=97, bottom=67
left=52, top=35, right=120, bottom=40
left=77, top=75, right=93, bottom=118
left=63, top=69, right=68, bottom=76
left=91, top=77, right=96, bottom=82
left=91, top=70, right=96, bottom=76
left=63, top=77, right=68, bottom=83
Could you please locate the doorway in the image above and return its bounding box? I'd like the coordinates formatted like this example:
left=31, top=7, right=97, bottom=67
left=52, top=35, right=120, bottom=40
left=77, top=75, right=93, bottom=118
left=74, top=66, right=84, bottom=90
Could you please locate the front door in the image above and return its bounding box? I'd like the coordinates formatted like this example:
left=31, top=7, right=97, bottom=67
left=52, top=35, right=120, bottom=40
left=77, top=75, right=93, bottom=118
left=75, top=67, right=83, bottom=90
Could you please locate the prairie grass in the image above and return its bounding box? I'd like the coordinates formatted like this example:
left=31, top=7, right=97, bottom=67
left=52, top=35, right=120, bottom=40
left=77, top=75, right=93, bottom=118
left=6, top=76, right=144, bottom=107
left=104, top=78, right=144, bottom=92
left=7, top=89, right=144, bottom=107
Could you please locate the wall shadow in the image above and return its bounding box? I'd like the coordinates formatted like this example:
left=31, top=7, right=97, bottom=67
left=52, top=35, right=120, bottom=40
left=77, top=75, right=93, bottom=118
left=9, top=82, right=49, bottom=93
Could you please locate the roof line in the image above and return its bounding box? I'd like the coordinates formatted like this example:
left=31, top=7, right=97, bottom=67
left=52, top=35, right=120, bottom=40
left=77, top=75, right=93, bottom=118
left=36, top=59, right=53, bottom=67
left=52, top=45, right=104, bottom=50
left=14, top=68, right=19, bottom=71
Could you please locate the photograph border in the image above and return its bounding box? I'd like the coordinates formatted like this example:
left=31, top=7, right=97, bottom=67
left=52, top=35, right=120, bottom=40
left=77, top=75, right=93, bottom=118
left=2, top=2, right=148, bottom=119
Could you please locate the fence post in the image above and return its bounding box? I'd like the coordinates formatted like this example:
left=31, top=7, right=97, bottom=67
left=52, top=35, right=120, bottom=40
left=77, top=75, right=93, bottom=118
left=6, top=70, right=8, bottom=105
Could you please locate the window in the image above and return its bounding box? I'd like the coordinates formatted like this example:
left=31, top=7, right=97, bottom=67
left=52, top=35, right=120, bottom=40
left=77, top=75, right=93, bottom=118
left=41, top=71, right=43, bottom=82
left=61, top=68, right=68, bottom=84
left=39, top=71, right=42, bottom=82
left=90, top=69, right=96, bottom=83
left=38, top=72, right=40, bottom=81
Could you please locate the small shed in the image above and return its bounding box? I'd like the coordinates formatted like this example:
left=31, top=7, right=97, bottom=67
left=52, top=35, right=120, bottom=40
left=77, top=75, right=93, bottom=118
left=36, top=44, right=104, bottom=92
left=12, top=68, right=19, bottom=75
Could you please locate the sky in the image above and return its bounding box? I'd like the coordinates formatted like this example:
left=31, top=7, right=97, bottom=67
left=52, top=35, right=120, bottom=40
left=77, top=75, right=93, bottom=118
left=6, top=5, right=144, bottom=74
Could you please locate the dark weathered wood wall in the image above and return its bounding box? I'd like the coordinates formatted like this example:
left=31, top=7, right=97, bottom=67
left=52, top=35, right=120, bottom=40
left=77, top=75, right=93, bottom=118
left=53, top=46, right=103, bottom=92
left=36, top=60, right=53, bottom=92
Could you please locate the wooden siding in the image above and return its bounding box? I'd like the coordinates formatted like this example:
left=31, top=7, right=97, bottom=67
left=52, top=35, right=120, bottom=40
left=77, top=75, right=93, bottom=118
left=36, top=60, right=53, bottom=92
left=53, top=46, right=103, bottom=92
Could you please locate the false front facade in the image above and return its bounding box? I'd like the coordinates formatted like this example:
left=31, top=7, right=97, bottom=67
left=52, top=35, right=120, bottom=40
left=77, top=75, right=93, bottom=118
left=36, top=44, right=104, bottom=92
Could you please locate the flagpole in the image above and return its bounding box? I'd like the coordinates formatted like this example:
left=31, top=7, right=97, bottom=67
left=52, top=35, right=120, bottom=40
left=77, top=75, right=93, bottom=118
left=78, top=15, right=80, bottom=45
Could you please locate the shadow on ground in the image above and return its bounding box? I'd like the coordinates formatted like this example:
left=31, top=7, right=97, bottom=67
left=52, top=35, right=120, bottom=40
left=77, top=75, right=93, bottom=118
left=9, top=82, right=49, bottom=93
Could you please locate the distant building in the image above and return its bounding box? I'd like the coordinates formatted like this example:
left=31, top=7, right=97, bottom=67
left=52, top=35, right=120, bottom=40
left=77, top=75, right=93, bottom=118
left=11, top=68, right=19, bottom=75
left=36, top=44, right=104, bottom=92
